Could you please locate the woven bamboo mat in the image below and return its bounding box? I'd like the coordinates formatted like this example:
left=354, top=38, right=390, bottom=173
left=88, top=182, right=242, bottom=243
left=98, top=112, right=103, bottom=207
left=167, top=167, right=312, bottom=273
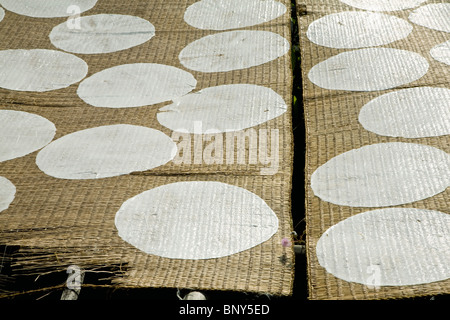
left=0, top=0, right=294, bottom=297
left=298, top=0, right=449, bottom=300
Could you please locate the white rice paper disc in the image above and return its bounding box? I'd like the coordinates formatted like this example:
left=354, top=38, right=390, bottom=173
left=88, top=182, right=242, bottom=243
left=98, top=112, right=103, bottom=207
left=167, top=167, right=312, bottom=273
left=409, top=4, right=450, bottom=33
left=36, top=124, right=177, bottom=179
left=77, top=63, right=197, bottom=108
left=115, top=181, right=279, bottom=259
left=311, top=142, right=450, bottom=207
left=339, top=0, right=427, bottom=12
left=431, top=40, right=450, bottom=66
left=50, top=14, right=156, bottom=54
left=316, top=208, right=450, bottom=286
left=0, top=110, right=56, bottom=162
left=0, top=177, right=16, bottom=213
left=359, top=87, right=450, bottom=138
left=184, top=0, right=286, bottom=30
left=0, top=0, right=98, bottom=18
left=179, top=30, right=290, bottom=73
left=0, top=49, right=88, bottom=92
left=157, top=84, right=287, bottom=133
left=307, top=11, right=412, bottom=49
left=308, top=48, right=429, bottom=92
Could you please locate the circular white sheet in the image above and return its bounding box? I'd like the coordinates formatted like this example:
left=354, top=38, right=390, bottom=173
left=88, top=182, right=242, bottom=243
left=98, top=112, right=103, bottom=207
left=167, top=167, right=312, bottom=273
left=431, top=40, right=450, bottom=66
left=409, top=4, right=450, bottom=33
left=316, top=208, right=450, bottom=286
left=0, top=8, right=5, bottom=22
left=184, top=0, right=286, bottom=30
left=0, top=49, right=88, bottom=92
left=36, top=124, right=176, bottom=179
left=359, top=87, right=450, bottom=138
left=77, top=63, right=197, bottom=108
left=115, top=181, right=279, bottom=259
left=157, top=84, right=287, bottom=133
left=308, top=48, right=429, bottom=92
left=0, top=110, right=56, bottom=162
left=307, top=11, right=412, bottom=49
left=311, top=142, right=450, bottom=207
left=0, top=177, right=16, bottom=213
left=0, top=0, right=98, bottom=18
left=50, top=14, right=156, bottom=54
left=179, top=30, right=290, bottom=73
left=339, top=0, right=427, bottom=12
